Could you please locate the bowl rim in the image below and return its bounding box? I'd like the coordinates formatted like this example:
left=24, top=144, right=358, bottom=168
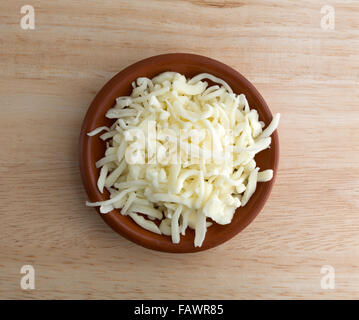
left=79, top=53, right=279, bottom=253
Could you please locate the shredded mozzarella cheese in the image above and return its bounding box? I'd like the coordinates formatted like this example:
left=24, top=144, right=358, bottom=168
left=86, top=72, right=280, bottom=247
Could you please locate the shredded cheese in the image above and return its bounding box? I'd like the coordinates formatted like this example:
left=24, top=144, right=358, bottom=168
left=86, top=72, right=280, bottom=247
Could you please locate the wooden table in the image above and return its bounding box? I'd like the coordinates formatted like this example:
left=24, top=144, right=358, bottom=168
left=1, top=0, right=358, bottom=299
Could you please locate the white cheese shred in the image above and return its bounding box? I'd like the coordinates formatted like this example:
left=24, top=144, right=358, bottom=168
left=87, top=126, right=110, bottom=137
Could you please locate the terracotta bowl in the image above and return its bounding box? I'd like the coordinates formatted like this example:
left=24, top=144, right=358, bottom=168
left=79, top=53, right=279, bottom=253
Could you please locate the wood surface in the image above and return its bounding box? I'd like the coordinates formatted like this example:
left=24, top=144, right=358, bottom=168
left=1, top=0, right=359, bottom=299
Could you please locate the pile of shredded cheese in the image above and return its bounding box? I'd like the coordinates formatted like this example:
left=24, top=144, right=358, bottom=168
left=86, top=72, right=280, bottom=247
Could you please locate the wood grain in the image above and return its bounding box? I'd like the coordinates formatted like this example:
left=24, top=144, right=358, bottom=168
left=1, top=0, right=359, bottom=299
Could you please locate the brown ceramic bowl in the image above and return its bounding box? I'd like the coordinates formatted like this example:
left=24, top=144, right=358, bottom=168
left=79, top=53, right=279, bottom=253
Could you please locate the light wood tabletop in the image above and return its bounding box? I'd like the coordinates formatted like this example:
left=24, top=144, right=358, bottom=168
left=1, top=0, right=358, bottom=299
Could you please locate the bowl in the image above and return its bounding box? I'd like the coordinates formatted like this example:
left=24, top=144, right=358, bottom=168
left=79, top=53, right=279, bottom=253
